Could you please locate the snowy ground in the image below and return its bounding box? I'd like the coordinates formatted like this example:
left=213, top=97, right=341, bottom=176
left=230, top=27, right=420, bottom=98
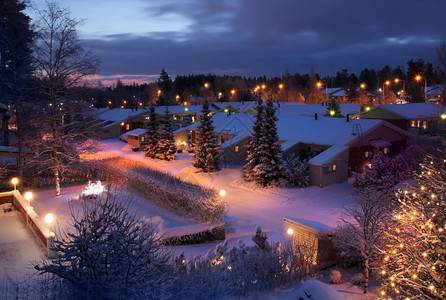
left=0, top=139, right=378, bottom=298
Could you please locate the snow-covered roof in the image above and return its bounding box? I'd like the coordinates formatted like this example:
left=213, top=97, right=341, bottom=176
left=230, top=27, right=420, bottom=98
left=179, top=111, right=410, bottom=150
left=94, top=108, right=149, bottom=122
left=155, top=105, right=205, bottom=115
left=284, top=216, right=335, bottom=233
left=320, top=87, right=343, bottom=94
left=125, top=128, right=147, bottom=136
left=277, top=103, right=360, bottom=117
left=308, top=145, right=348, bottom=166
left=375, top=103, right=445, bottom=119
left=331, top=90, right=347, bottom=97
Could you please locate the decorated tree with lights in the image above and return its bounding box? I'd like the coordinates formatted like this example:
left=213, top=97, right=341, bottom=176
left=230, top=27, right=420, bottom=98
left=243, top=96, right=264, bottom=182
left=324, top=98, right=343, bottom=117
left=145, top=105, right=160, bottom=158
left=155, top=107, right=176, bottom=161
left=252, top=99, right=284, bottom=187
left=193, top=99, right=221, bottom=172
left=379, top=150, right=446, bottom=299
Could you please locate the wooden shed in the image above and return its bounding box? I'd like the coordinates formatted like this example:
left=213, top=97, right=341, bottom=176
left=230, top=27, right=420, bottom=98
left=126, top=128, right=148, bottom=150
left=283, top=217, right=338, bottom=268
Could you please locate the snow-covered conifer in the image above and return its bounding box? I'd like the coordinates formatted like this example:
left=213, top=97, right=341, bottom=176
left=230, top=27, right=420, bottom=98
left=283, top=154, right=310, bottom=187
left=145, top=105, right=160, bottom=158
left=252, top=99, right=284, bottom=187
left=324, top=98, right=342, bottom=117
left=243, top=97, right=264, bottom=181
left=193, top=99, right=221, bottom=172
left=155, top=107, right=177, bottom=161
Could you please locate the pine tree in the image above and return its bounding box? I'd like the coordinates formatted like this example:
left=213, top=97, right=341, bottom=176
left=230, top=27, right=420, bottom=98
left=155, top=107, right=177, bottom=161
left=379, top=149, right=446, bottom=299
left=324, top=98, right=343, bottom=117
left=145, top=105, right=160, bottom=158
left=157, top=69, right=172, bottom=106
left=243, top=96, right=264, bottom=181
left=252, top=99, right=284, bottom=187
left=193, top=99, right=221, bottom=172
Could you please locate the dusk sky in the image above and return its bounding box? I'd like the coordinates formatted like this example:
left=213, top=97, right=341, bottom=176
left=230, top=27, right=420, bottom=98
left=31, top=0, right=446, bottom=84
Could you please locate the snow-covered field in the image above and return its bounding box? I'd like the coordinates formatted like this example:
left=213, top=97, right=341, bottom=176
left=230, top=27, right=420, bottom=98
left=0, top=139, right=377, bottom=298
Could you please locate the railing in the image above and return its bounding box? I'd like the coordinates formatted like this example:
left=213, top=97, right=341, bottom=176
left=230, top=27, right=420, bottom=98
left=0, top=191, right=54, bottom=253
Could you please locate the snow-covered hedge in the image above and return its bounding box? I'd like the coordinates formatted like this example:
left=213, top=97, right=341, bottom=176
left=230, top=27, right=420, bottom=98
left=161, top=223, right=225, bottom=246
left=98, top=158, right=228, bottom=223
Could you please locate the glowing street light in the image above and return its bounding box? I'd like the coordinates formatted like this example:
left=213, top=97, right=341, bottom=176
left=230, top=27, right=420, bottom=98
left=287, top=228, right=294, bottom=235
left=415, top=75, right=427, bottom=102
left=278, top=83, right=284, bottom=89
left=11, top=177, right=18, bottom=190
left=360, top=83, right=366, bottom=89
left=24, top=191, right=32, bottom=206
left=219, top=189, right=226, bottom=197
left=230, top=89, right=236, bottom=95
left=204, top=83, right=209, bottom=89
left=329, top=110, right=335, bottom=117
left=45, top=213, right=54, bottom=235
left=316, top=81, right=323, bottom=88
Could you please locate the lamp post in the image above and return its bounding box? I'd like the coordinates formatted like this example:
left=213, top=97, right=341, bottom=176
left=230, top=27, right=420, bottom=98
left=11, top=177, right=18, bottom=190
left=45, top=213, right=54, bottom=236
left=415, top=75, right=427, bottom=103
left=24, top=191, right=32, bottom=207
left=394, top=78, right=405, bottom=101
left=219, top=189, right=226, bottom=197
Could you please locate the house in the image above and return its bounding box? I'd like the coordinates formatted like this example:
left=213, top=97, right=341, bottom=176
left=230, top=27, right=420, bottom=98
left=175, top=112, right=413, bottom=186
left=125, top=128, right=148, bottom=149
left=283, top=217, right=338, bottom=268
left=425, top=85, right=445, bottom=105
left=352, top=103, right=446, bottom=135
left=93, top=108, right=149, bottom=139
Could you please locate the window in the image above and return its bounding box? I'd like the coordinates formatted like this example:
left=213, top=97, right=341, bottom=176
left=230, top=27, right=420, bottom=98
left=365, top=151, right=371, bottom=158
left=235, top=146, right=239, bottom=152
left=422, top=121, right=427, bottom=129
left=383, top=147, right=389, bottom=154
left=332, top=164, right=336, bottom=171
left=328, top=164, right=336, bottom=172
left=411, top=120, right=416, bottom=127
left=141, top=136, right=145, bottom=142
left=126, top=124, right=130, bottom=130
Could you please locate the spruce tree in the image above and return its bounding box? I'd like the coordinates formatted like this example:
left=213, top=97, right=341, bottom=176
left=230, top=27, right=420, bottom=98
left=243, top=96, right=264, bottom=181
left=252, top=99, right=284, bottom=186
left=193, top=99, right=220, bottom=172
left=145, top=105, right=160, bottom=158
left=155, top=107, right=177, bottom=161
left=324, top=98, right=343, bottom=117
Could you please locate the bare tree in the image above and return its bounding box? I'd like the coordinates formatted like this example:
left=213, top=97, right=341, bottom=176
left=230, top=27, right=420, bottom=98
left=33, top=1, right=99, bottom=196
left=335, top=188, right=390, bottom=294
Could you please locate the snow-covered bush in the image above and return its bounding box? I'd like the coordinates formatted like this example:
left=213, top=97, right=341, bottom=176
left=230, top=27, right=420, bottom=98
left=35, top=193, right=171, bottom=299
left=171, top=228, right=301, bottom=298
left=352, top=151, right=413, bottom=195
left=350, top=273, right=365, bottom=286
left=329, top=270, right=342, bottom=284
left=78, top=180, right=106, bottom=201
left=99, top=158, right=228, bottom=223
left=283, top=154, right=310, bottom=187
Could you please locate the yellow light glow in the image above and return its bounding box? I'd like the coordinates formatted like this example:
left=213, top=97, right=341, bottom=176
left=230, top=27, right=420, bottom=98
left=287, top=228, right=294, bottom=235
left=224, top=108, right=229, bottom=113
left=330, top=110, right=335, bottom=116
left=231, top=89, right=236, bottom=95
left=441, top=114, right=446, bottom=120
left=185, top=108, right=189, bottom=112
left=45, top=213, right=54, bottom=224
left=11, top=177, right=18, bottom=185
left=279, top=84, right=283, bottom=89
left=204, top=83, right=209, bottom=89
left=24, top=192, right=32, bottom=201
left=316, top=82, right=322, bottom=88
left=394, top=78, right=400, bottom=83
left=219, top=189, right=226, bottom=197
left=360, top=83, right=366, bottom=89
left=261, top=84, right=266, bottom=89
left=385, top=80, right=391, bottom=86
left=120, top=122, right=125, bottom=126
left=365, top=106, right=370, bottom=111
left=415, top=75, right=422, bottom=81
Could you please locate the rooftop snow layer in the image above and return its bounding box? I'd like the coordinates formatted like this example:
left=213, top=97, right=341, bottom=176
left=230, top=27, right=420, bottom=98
left=125, top=128, right=147, bottom=136
left=308, top=145, right=349, bottom=166
left=378, top=103, right=445, bottom=119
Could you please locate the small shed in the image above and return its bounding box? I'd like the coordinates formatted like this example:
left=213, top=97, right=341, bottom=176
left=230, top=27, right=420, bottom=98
left=126, top=128, right=148, bottom=149
left=283, top=217, right=338, bottom=268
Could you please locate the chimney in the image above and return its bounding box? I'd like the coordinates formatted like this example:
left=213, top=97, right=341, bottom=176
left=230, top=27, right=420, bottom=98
left=346, top=114, right=350, bottom=122
left=314, top=113, right=318, bottom=120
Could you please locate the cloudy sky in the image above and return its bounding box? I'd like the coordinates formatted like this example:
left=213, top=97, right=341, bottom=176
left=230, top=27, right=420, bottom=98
left=31, top=0, right=446, bottom=84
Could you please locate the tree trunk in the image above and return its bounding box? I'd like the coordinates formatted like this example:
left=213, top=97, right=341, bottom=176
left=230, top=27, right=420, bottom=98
left=364, top=256, right=369, bottom=294
left=53, top=150, right=60, bottom=197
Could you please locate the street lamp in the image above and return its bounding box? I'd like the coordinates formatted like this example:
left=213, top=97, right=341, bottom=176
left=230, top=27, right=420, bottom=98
left=24, top=191, right=32, bottom=207
left=219, top=189, right=226, bottom=197
left=317, top=81, right=328, bottom=102
left=45, top=213, right=54, bottom=236
left=11, top=177, right=18, bottom=190
left=360, top=83, right=366, bottom=90
left=287, top=228, right=294, bottom=235
left=415, top=75, right=427, bottom=103
left=394, top=78, right=405, bottom=101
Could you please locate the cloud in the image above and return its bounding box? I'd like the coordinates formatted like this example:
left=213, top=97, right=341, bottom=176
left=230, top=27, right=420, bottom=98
left=75, top=0, right=446, bottom=79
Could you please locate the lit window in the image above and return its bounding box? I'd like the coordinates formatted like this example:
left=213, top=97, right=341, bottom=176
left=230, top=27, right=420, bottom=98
left=411, top=120, right=415, bottom=127
left=235, top=146, right=239, bottom=152
left=365, top=151, right=369, bottom=158
left=422, top=121, right=427, bottom=129
left=126, top=124, right=130, bottom=130
left=141, top=137, right=145, bottom=142
left=383, top=147, right=389, bottom=154
left=332, top=164, right=336, bottom=171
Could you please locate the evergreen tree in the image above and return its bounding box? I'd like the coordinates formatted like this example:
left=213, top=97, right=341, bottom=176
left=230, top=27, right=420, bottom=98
left=145, top=105, right=160, bottom=158
left=243, top=96, right=264, bottom=181
left=324, top=98, right=343, bottom=117
left=0, top=0, right=34, bottom=189
left=193, top=99, right=221, bottom=172
left=157, top=69, right=173, bottom=106
left=252, top=99, right=284, bottom=186
left=155, top=107, right=177, bottom=161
